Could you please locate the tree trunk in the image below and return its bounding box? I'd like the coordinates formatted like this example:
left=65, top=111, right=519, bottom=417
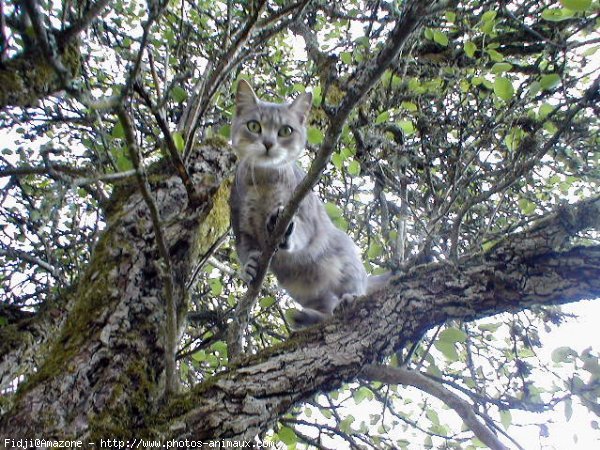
left=0, top=138, right=235, bottom=439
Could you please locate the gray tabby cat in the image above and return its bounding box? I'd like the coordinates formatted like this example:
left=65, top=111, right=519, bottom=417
left=229, top=80, right=386, bottom=327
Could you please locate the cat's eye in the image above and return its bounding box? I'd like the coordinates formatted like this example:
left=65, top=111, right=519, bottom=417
left=247, top=120, right=261, bottom=133
left=278, top=125, right=293, bottom=137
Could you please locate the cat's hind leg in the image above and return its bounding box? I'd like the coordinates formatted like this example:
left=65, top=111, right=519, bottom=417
left=287, top=291, right=339, bottom=329
left=287, top=308, right=329, bottom=329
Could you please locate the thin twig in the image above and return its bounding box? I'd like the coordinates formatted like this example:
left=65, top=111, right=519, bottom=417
left=61, top=0, right=112, bottom=42
left=0, top=248, right=61, bottom=279
left=134, top=82, right=199, bottom=207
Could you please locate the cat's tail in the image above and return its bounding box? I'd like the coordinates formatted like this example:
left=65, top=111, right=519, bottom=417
left=366, top=272, right=393, bottom=295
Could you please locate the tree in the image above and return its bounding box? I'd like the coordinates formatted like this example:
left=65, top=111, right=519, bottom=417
left=0, top=0, right=598, bottom=448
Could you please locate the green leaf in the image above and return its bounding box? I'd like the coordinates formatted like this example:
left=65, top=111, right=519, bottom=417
left=401, top=101, right=418, bottom=112
left=171, top=85, right=187, bottom=103
left=478, top=322, right=502, bottom=332
left=487, top=49, right=504, bottom=62
left=320, top=408, right=333, bottom=419
left=209, top=278, right=223, bottom=296
left=340, top=415, right=355, bottom=433
left=375, top=111, right=390, bottom=124
left=564, top=398, right=573, bottom=421
left=191, top=350, right=206, bottom=362
left=219, top=124, right=231, bottom=139
left=551, top=346, right=578, bottom=363
left=426, top=408, right=440, bottom=425
left=433, top=30, right=449, bottom=46
left=560, top=0, right=592, bottom=11
left=518, top=347, right=536, bottom=358
left=331, top=152, right=344, bottom=169
left=172, top=131, right=185, bottom=152
left=541, top=8, right=575, bottom=21
left=340, top=51, right=353, bottom=65
left=540, top=74, right=561, bottom=91
left=439, top=327, right=468, bottom=343
left=518, top=198, right=536, bottom=215
left=538, top=103, right=554, bottom=120
left=480, top=18, right=496, bottom=35
left=481, top=10, right=497, bottom=21
left=398, top=120, right=415, bottom=135
left=324, top=202, right=342, bottom=220
left=500, top=410, right=512, bottom=429
left=291, top=83, right=305, bottom=93
left=348, top=160, right=361, bottom=176
left=493, top=76, right=514, bottom=101
left=353, top=386, right=374, bottom=404
left=259, top=296, right=276, bottom=308
left=367, top=242, right=383, bottom=259
left=312, top=85, right=322, bottom=107
left=435, top=341, right=459, bottom=361
left=583, top=45, right=599, bottom=57
left=505, top=127, right=525, bottom=151
left=115, top=148, right=133, bottom=171
left=277, top=426, right=297, bottom=445
left=491, top=62, right=513, bottom=74
left=464, top=41, right=477, bottom=58
left=307, top=127, right=324, bottom=145
left=481, top=239, right=500, bottom=253
left=543, top=121, right=558, bottom=134
left=211, top=340, right=228, bottom=357
left=111, top=122, right=125, bottom=139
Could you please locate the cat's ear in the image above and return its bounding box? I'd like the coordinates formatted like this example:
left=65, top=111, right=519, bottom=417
left=290, top=92, right=312, bottom=124
left=236, top=80, right=258, bottom=114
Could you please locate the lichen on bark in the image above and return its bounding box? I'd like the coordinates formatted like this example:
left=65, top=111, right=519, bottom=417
left=0, top=40, right=81, bottom=110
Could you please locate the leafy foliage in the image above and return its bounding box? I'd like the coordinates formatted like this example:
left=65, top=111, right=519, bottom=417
left=0, top=0, right=598, bottom=448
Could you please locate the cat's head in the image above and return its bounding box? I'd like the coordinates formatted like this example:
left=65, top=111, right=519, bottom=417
left=231, top=80, right=312, bottom=168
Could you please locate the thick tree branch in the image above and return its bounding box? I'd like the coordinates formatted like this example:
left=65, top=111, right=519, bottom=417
left=162, top=196, right=600, bottom=440
left=0, top=40, right=80, bottom=109
left=0, top=297, right=71, bottom=392
left=360, top=364, right=509, bottom=450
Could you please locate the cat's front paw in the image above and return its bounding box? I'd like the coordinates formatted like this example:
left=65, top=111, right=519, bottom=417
left=266, top=206, right=295, bottom=250
left=241, top=250, right=261, bottom=283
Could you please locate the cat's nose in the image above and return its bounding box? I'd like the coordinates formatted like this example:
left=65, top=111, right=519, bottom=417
left=264, top=141, right=274, bottom=152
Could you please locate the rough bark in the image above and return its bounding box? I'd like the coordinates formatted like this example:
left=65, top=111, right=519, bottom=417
left=155, top=196, right=600, bottom=441
left=0, top=138, right=235, bottom=438
left=0, top=294, right=71, bottom=392
left=0, top=166, right=597, bottom=442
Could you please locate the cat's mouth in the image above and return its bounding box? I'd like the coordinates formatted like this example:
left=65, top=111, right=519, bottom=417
left=254, top=153, right=286, bottom=167
left=251, top=147, right=287, bottom=167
